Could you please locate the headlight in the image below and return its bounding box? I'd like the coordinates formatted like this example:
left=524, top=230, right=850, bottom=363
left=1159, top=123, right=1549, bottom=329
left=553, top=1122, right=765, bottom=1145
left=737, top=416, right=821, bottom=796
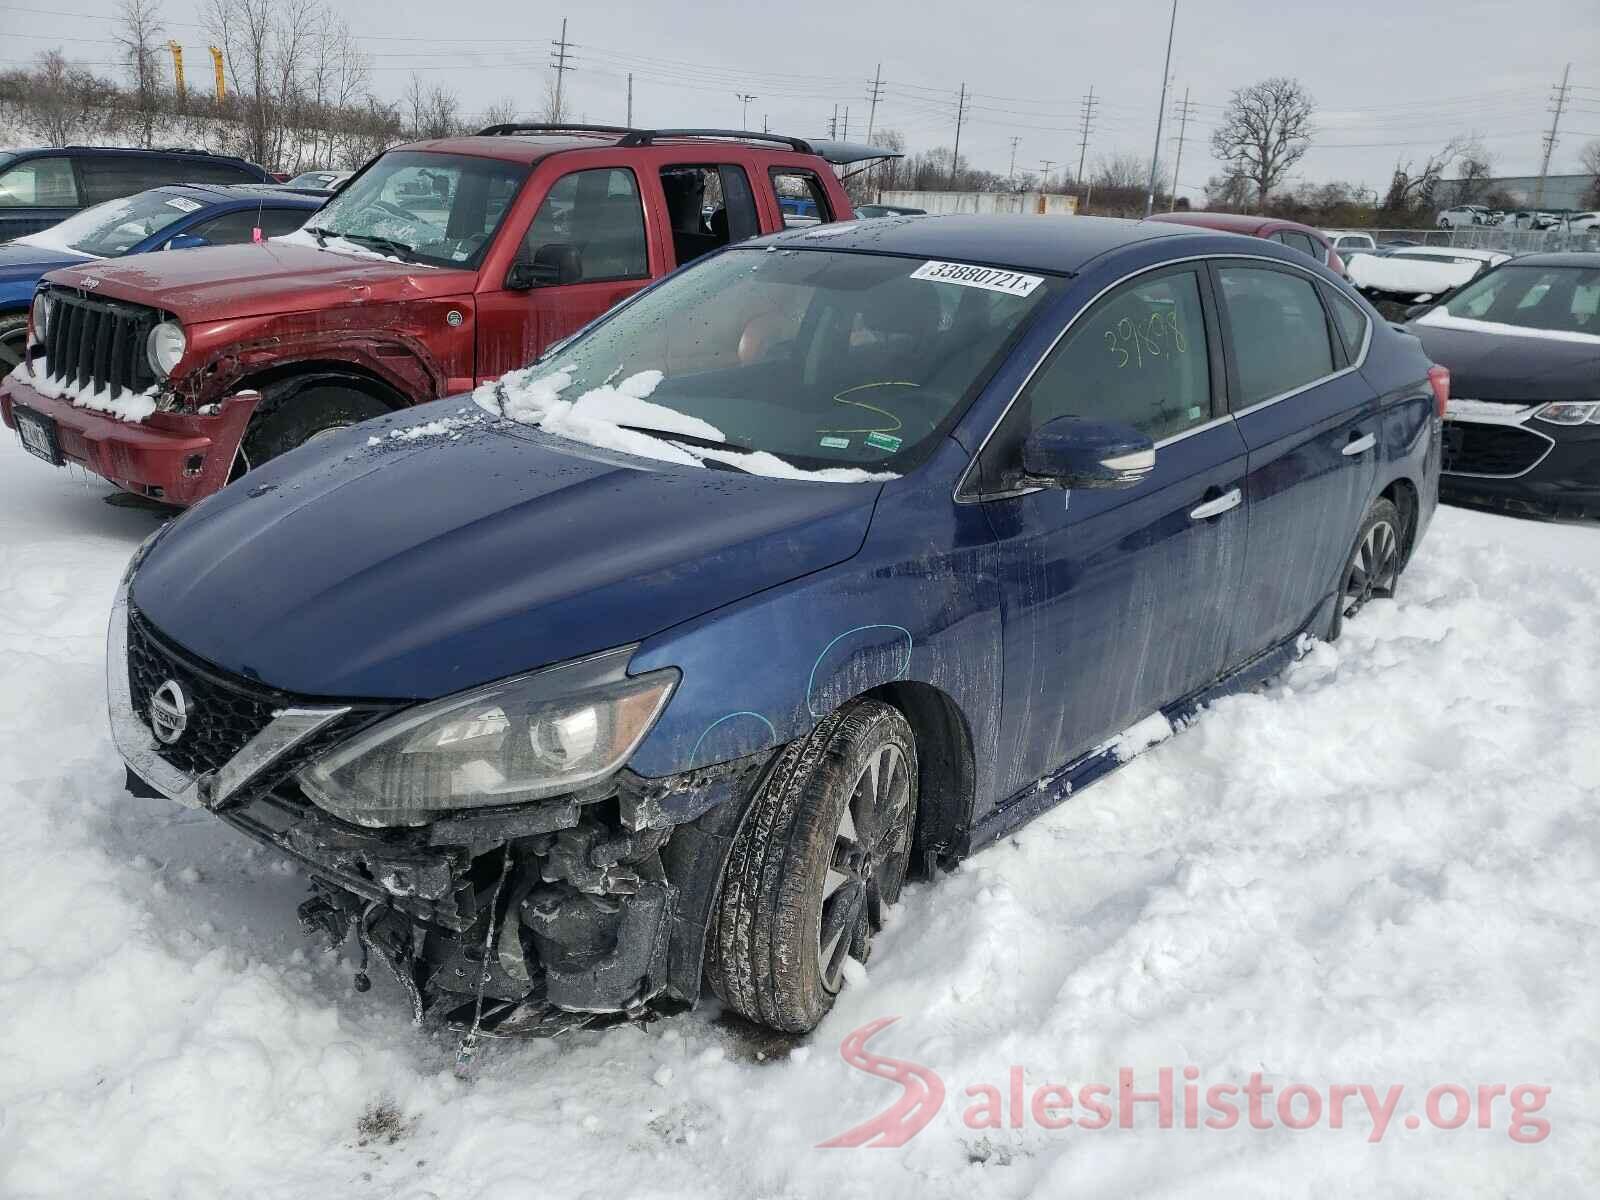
left=299, top=647, right=678, bottom=826
left=1533, top=401, right=1600, bottom=426
left=145, top=321, right=186, bottom=378
left=30, top=290, right=50, bottom=342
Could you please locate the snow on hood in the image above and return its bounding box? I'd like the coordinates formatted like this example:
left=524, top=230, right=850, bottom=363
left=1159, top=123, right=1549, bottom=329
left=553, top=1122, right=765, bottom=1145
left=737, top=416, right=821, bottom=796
left=1347, top=255, right=1479, bottom=297
left=273, top=225, right=439, bottom=267
left=475, top=366, right=898, bottom=483
left=6, top=358, right=156, bottom=422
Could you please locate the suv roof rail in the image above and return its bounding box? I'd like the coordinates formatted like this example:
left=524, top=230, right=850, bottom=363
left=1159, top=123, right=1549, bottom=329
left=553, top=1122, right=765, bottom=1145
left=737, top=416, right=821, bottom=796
left=474, top=122, right=813, bottom=154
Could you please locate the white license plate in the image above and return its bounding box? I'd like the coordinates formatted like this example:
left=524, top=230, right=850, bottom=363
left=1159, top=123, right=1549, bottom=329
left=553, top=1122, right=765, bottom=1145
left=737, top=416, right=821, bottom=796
left=14, top=407, right=63, bottom=466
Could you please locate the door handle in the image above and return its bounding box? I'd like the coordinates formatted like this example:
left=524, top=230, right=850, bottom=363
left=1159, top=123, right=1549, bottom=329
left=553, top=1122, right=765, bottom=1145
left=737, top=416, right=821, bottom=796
left=1189, top=487, right=1242, bottom=521
left=1342, top=432, right=1376, bottom=456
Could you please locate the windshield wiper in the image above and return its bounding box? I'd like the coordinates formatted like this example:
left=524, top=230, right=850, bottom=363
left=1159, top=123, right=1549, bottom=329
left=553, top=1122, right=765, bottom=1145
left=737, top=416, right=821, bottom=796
left=304, top=225, right=330, bottom=248
left=615, top=424, right=759, bottom=473
left=340, top=232, right=420, bottom=262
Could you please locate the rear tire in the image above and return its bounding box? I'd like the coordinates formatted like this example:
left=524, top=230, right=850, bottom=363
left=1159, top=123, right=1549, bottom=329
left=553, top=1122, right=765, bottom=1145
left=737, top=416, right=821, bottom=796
left=706, top=699, right=917, bottom=1033
left=1328, top=497, right=1402, bottom=641
left=240, top=385, right=388, bottom=471
left=0, top=313, right=27, bottom=372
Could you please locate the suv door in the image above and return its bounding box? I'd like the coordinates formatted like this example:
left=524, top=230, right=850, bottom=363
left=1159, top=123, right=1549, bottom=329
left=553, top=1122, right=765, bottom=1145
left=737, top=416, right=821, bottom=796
left=476, top=163, right=658, bottom=382
left=971, top=264, right=1249, bottom=797
left=0, top=155, right=80, bottom=239
left=1211, top=260, right=1378, bottom=660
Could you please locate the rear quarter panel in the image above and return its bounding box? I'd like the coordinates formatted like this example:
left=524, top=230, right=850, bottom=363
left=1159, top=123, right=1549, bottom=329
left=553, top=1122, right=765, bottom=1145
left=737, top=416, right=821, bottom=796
left=1361, top=319, right=1441, bottom=548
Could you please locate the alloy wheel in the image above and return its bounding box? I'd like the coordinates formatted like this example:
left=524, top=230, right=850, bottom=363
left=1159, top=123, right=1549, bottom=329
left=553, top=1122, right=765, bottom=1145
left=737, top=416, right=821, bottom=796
left=818, top=742, right=912, bottom=993
left=1342, top=518, right=1398, bottom=619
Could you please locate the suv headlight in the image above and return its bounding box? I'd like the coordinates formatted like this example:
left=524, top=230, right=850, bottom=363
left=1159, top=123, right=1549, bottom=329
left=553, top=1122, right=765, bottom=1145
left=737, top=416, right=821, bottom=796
left=146, top=321, right=186, bottom=378
left=30, top=290, right=51, bottom=343
left=1533, top=401, right=1600, bottom=426
left=299, top=647, right=677, bottom=826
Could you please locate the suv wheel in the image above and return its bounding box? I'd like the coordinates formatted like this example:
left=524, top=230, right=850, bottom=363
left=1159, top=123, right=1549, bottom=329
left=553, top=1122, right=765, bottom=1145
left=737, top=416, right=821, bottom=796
left=0, top=314, right=27, bottom=372
left=1328, top=497, right=1402, bottom=640
left=706, top=699, right=917, bottom=1033
left=241, top=385, right=389, bottom=471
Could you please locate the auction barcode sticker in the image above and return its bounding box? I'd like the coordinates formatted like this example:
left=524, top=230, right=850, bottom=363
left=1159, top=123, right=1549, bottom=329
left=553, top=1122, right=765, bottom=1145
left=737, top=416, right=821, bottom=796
left=910, top=260, right=1044, bottom=297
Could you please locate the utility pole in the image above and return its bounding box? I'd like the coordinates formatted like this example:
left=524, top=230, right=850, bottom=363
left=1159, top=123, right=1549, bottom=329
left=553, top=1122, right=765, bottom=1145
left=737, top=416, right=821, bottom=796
left=951, top=82, right=967, bottom=187
left=549, top=17, right=575, bottom=122
left=1534, top=62, right=1572, bottom=209
left=1076, top=84, right=1098, bottom=210
left=626, top=72, right=633, bottom=126
left=762, top=113, right=769, bottom=134
left=1008, top=136, right=1021, bottom=188
left=829, top=103, right=838, bottom=139
left=1040, top=159, right=1055, bottom=191
left=865, top=63, right=883, bottom=142
left=1168, top=88, right=1196, bottom=211
left=1144, top=0, right=1178, bottom=217
left=735, top=92, right=756, bottom=128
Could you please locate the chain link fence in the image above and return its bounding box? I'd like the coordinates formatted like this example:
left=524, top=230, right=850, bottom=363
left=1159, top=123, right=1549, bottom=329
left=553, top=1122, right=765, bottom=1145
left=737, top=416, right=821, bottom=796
left=1358, top=227, right=1600, bottom=255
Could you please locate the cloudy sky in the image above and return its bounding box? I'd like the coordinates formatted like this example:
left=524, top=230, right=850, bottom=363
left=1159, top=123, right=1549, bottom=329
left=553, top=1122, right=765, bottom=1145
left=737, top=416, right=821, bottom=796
left=9, top=0, right=1600, bottom=200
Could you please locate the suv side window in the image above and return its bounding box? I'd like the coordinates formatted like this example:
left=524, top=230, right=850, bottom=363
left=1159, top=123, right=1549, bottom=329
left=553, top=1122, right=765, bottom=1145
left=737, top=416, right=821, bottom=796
left=659, top=164, right=760, bottom=267
left=523, top=167, right=648, bottom=284
left=1322, top=286, right=1369, bottom=363
left=172, top=159, right=261, bottom=186
left=188, top=207, right=308, bottom=245
left=78, top=157, right=172, bottom=205
left=1020, top=267, right=1214, bottom=443
left=0, top=156, right=78, bottom=207
left=1215, top=265, right=1336, bottom=407
left=770, top=168, right=834, bottom=226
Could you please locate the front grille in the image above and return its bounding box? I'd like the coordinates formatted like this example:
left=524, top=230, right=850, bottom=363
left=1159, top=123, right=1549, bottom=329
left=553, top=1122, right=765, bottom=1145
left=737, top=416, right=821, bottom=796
left=41, top=289, right=162, bottom=401
left=1441, top=422, right=1552, bottom=478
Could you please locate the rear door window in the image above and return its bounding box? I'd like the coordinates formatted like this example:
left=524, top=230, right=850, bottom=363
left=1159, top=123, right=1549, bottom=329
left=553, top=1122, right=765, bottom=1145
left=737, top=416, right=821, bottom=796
left=1277, top=231, right=1321, bottom=260
left=523, top=167, right=648, bottom=283
left=1215, top=265, right=1337, bottom=407
left=770, top=168, right=834, bottom=227
left=0, top=156, right=78, bottom=207
left=659, top=164, right=761, bottom=268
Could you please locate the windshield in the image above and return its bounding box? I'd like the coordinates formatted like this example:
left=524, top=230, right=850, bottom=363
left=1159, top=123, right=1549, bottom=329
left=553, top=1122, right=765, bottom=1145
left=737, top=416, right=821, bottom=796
left=14, top=189, right=203, bottom=257
left=483, top=246, right=1061, bottom=475
left=1441, top=264, right=1600, bottom=335
left=304, top=151, right=527, bottom=268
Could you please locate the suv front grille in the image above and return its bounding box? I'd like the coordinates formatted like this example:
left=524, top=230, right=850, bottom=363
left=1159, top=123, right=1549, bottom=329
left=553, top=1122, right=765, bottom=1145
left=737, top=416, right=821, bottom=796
left=41, top=289, right=162, bottom=401
left=1442, top=422, right=1552, bottom=478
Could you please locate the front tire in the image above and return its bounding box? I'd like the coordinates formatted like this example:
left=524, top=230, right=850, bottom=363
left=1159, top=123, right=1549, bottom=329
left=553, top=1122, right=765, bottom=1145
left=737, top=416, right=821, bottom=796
left=0, top=313, right=27, bottom=372
left=706, top=699, right=917, bottom=1033
left=240, top=385, right=388, bottom=472
left=1328, top=497, right=1402, bottom=640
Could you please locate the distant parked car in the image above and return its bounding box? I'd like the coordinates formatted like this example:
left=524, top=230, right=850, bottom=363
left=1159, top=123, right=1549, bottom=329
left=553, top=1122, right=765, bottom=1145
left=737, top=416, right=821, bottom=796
left=855, top=203, right=927, bottom=218
left=1408, top=252, right=1600, bottom=518
left=1558, top=212, right=1599, bottom=233
left=1436, top=205, right=1492, bottom=229
left=1348, top=246, right=1511, bottom=320
left=1505, top=210, right=1561, bottom=231
left=0, top=183, right=320, bottom=370
left=284, top=169, right=352, bottom=190
left=0, top=146, right=271, bottom=241
left=1325, top=231, right=1377, bottom=256
left=1147, top=211, right=1345, bottom=274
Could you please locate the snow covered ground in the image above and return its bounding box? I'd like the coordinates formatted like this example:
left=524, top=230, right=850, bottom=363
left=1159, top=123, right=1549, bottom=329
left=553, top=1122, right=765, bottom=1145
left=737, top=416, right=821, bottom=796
left=1, top=434, right=1597, bottom=1198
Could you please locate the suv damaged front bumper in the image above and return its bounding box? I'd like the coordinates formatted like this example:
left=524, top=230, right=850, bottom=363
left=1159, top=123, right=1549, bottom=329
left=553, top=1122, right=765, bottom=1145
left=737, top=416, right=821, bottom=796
left=109, top=582, right=767, bottom=1036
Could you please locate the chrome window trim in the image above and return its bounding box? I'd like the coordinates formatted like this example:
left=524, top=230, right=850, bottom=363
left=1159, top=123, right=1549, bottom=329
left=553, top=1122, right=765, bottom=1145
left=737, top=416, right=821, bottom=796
left=955, top=252, right=1363, bottom=503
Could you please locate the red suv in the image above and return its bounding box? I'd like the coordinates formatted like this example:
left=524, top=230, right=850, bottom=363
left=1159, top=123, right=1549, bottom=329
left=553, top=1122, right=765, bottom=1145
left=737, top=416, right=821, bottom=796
left=1148, top=211, right=1345, bottom=276
left=2, top=126, right=869, bottom=505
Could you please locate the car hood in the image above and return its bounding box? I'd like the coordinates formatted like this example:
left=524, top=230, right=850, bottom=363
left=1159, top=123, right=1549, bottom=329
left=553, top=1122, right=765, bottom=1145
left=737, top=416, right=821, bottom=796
left=1408, top=318, right=1600, bottom=403
left=42, top=240, right=475, bottom=323
left=131, top=406, right=883, bottom=700
left=0, top=237, right=88, bottom=283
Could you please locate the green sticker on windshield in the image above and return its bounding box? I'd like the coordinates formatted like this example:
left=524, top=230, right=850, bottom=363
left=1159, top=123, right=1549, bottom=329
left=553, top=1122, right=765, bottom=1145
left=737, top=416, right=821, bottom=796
left=865, top=431, right=902, bottom=452
left=819, top=435, right=851, bottom=449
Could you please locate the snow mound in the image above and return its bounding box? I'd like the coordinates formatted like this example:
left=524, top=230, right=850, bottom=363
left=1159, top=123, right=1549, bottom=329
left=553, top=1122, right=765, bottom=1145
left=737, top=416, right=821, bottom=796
left=1347, top=255, right=1479, bottom=296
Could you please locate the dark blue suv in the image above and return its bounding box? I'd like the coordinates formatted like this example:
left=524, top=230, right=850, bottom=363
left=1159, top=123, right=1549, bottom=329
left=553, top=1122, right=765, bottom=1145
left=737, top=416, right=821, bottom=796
left=108, top=215, right=1442, bottom=1038
left=0, top=183, right=321, bottom=370
left=0, top=146, right=270, bottom=242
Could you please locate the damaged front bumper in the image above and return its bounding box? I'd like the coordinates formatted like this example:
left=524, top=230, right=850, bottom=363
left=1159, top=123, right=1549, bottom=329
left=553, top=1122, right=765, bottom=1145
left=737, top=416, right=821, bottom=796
left=108, top=582, right=763, bottom=1035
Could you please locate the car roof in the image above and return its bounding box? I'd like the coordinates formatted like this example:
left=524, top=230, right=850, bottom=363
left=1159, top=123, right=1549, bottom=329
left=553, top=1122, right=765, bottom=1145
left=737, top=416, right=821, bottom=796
left=1146, top=210, right=1322, bottom=238
left=1391, top=246, right=1505, bottom=262
left=396, top=128, right=832, bottom=166
left=148, top=182, right=322, bottom=207
left=1497, top=252, right=1600, bottom=269
left=755, top=213, right=1202, bottom=274
left=0, top=144, right=255, bottom=165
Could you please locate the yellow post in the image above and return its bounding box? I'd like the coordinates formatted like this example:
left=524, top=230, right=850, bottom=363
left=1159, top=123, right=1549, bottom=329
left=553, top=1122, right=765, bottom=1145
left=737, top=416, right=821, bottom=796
left=210, top=46, right=225, bottom=100
left=167, top=41, right=184, bottom=100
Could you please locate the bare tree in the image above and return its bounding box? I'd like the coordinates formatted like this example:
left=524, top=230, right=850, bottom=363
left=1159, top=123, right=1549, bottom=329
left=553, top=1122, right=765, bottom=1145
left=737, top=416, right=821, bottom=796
left=1382, top=137, right=1467, bottom=219
left=114, top=0, right=165, bottom=147
left=1454, top=140, right=1496, bottom=204
left=1210, top=77, right=1315, bottom=210
left=204, top=0, right=275, bottom=166
left=1581, top=139, right=1600, bottom=207
left=24, top=50, right=113, bottom=146
left=481, top=96, right=521, bottom=128
left=1204, top=166, right=1253, bottom=210
left=1092, top=153, right=1168, bottom=215
left=535, top=76, right=568, bottom=124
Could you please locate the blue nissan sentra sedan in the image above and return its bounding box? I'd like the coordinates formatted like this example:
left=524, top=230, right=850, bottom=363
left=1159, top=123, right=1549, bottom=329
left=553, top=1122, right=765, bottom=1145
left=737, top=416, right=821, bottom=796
left=109, top=214, right=1442, bottom=1037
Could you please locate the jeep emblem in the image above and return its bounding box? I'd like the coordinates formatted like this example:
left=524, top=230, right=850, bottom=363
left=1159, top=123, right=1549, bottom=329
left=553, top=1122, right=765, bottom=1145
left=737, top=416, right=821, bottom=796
left=150, top=679, right=191, bottom=745
left=80, top=276, right=101, bottom=290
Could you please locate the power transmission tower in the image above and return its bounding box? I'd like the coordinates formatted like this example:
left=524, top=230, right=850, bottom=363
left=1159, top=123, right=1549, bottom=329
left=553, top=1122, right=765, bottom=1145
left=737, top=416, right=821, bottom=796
left=1144, top=0, right=1178, bottom=217
left=865, top=64, right=883, bottom=142
left=951, top=82, right=968, bottom=186
left=1076, top=85, right=1098, bottom=209
left=1008, top=136, right=1021, bottom=187
left=1534, top=62, right=1572, bottom=208
left=1168, top=88, right=1198, bottom=210
left=735, top=92, right=757, bottom=128
left=549, top=17, right=575, bottom=120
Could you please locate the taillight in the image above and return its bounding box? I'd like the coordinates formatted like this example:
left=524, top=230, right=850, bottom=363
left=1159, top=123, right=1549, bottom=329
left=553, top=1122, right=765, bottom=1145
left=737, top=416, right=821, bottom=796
left=1427, top=365, right=1450, bottom=417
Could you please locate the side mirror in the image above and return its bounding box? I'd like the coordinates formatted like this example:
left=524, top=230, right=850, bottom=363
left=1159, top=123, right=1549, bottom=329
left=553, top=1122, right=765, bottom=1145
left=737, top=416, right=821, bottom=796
left=166, top=233, right=210, bottom=250
left=506, top=243, right=581, bottom=290
left=1021, top=417, right=1154, bottom=490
